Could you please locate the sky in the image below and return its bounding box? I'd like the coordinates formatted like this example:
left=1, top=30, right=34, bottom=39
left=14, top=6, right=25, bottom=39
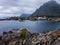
left=0, top=0, right=60, bottom=18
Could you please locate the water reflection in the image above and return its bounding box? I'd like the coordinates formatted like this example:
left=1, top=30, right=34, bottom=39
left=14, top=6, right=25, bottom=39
left=0, top=20, right=60, bottom=34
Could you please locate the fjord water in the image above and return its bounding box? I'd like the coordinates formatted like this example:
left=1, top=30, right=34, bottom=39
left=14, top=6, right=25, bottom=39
left=0, top=20, right=60, bottom=34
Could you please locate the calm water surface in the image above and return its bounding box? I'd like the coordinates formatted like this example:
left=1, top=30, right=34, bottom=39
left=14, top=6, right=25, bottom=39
left=0, top=20, right=60, bottom=34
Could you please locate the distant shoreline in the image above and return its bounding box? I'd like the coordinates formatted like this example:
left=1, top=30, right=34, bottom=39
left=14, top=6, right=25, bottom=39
left=0, top=19, right=60, bottom=22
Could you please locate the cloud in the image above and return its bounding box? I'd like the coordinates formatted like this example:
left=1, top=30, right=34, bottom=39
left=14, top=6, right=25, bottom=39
left=0, top=0, right=39, bottom=17
left=1, top=7, right=21, bottom=13
left=0, top=0, right=18, bottom=6
left=0, top=6, right=22, bottom=13
left=0, top=0, right=60, bottom=17
left=18, top=0, right=37, bottom=8
left=0, top=6, right=22, bottom=17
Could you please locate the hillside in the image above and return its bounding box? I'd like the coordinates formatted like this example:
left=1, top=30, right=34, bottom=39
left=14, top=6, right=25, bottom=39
left=31, top=0, right=60, bottom=17
left=20, top=14, right=30, bottom=19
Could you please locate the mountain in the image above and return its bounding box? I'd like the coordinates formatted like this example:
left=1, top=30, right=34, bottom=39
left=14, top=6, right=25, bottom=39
left=20, top=14, right=31, bottom=19
left=31, top=0, right=60, bottom=17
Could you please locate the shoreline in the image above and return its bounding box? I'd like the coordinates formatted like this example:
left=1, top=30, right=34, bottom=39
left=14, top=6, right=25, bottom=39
left=0, top=19, right=58, bottom=21
left=0, top=28, right=60, bottom=45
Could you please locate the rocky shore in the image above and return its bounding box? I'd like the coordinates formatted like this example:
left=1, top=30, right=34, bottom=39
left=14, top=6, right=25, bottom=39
left=0, top=28, right=60, bottom=45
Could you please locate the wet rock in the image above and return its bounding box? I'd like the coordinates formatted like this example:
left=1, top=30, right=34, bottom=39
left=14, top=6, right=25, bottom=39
left=3, top=32, right=7, bottom=35
left=0, top=29, right=60, bottom=45
left=0, top=36, right=2, bottom=40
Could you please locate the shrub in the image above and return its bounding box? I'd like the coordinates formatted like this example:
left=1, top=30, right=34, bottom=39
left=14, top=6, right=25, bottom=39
left=20, top=28, right=28, bottom=39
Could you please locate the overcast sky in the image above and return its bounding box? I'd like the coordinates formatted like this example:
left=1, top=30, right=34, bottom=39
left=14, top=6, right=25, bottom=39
left=0, top=0, right=60, bottom=18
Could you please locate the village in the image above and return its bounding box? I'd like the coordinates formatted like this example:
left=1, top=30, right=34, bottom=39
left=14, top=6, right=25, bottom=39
left=29, top=16, right=60, bottom=21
